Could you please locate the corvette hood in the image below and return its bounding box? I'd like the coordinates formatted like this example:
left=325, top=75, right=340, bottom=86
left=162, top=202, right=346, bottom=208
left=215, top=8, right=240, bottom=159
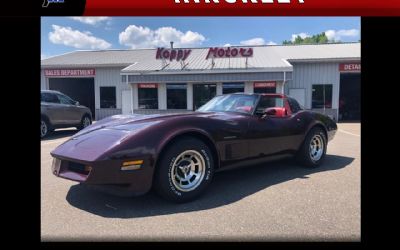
left=51, top=112, right=207, bottom=161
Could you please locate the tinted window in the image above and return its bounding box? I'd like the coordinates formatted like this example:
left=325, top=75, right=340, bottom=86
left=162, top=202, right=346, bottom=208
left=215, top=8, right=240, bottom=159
left=100, top=87, right=116, bottom=108
left=288, top=97, right=302, bottom=113
left=167, top=84, right=187, bottom=109
left=138, top=88, right=158, bottom=109
left=57, top=94, right=75, bottom=105
left=256, top=96, right=284, bottom=113
left=222, top=82, right=244, bottom=94
left=312, top=84, right=332, bottom=109
left=41, top=93, right=59, bottom=103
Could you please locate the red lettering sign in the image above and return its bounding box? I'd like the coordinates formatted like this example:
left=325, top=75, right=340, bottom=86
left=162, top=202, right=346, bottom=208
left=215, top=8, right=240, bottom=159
left=254, top=81, right=276, bottom=88
left=156, top=48, right=191, bottom=61
left=138, top=83, right=158, bottom=89
left=44, top=69, right=95, bottom=77
left=206, top=47, right=253, bottom=59
left=339, top=63, right=361, bottom=72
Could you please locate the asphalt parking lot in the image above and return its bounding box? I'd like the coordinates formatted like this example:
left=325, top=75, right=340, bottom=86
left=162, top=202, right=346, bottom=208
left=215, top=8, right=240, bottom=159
left=41, top=123, right=360, bottom=241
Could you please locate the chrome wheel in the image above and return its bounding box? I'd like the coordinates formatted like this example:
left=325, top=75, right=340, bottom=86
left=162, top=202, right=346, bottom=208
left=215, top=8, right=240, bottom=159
left=41, top=120, right=48, bottom=138
left=309, top=134, right=324, bottom=162
left=83, top=116, right=91, bottom=128
left=171, top=150, right=206, bottom=192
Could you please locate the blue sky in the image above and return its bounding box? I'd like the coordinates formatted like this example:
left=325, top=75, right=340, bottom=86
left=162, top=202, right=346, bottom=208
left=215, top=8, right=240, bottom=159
left=41, top=17, right=360, bottom=59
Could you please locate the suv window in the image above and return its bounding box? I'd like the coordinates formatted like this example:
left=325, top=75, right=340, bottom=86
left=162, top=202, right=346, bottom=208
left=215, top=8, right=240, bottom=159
left=56, top=94, right=75, bottom=105
left=288, top=97, right=302, bottom=113
left=41, top=93, right=59, bottom=103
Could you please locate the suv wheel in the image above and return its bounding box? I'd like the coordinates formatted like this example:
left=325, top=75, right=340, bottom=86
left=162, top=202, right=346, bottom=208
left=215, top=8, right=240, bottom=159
left=78, top=115, right=91, bottom=130
left=41, top=119, right=49, bottom=138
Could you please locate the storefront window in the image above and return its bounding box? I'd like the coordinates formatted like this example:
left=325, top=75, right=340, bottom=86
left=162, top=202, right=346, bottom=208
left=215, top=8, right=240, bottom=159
left=100, top=87, right=116, bottom=108
left=193, top=84, right=216, bottom=110
left=254, top=87, right=276, bottom=94
left=254, top=81, right=276, bottom=94
left=312, top=84, right=332, bottom=109
left=167, top=83, right=187, bottom=109
left=138, top=84, right=158, bottom=109
left=223, top=82, right=245, bottom=94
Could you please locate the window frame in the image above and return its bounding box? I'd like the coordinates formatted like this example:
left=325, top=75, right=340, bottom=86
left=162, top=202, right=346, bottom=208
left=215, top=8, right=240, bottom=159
left=311, top=84, right=333, bottom=109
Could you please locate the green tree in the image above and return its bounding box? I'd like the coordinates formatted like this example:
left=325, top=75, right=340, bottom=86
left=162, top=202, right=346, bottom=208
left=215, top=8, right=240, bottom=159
left=282, top=32, right=332, bottom=45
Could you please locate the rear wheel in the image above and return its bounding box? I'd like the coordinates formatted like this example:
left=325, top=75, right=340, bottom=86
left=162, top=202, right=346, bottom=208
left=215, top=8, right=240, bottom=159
left=154, top=137, right=214, bottom=203
left=296, top=127, right=327, bottom=167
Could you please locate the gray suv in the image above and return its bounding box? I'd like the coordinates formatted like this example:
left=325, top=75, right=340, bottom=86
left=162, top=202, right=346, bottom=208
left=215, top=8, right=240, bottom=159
left=41, top=90, right=92, bottom=138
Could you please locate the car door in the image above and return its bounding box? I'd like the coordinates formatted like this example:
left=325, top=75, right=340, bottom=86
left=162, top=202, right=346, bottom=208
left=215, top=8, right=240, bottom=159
left=56, top=93, right=81, bottom=125
left=41, top=92, right=64, bottom=125
left=247, top=96, right=301, bottom=158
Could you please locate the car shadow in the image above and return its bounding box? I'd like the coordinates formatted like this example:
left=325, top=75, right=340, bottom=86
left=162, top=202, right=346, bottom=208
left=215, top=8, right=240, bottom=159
left=41, top=129, right=78, bottom=141
left=65, top=154, right=354, bottom=219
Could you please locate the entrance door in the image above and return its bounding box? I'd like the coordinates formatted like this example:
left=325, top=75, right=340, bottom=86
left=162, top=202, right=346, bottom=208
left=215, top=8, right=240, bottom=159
left=122, top=90, right=132, bottom=115
left=193, top=84, right=216, bottom=110
left=339, top=73, right=361, bottom=121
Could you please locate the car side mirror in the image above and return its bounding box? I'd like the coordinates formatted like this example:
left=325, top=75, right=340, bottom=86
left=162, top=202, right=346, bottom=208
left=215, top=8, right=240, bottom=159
left=262, top=107, right=287, bottom=119
left=75, top=101, right=80, bottom=106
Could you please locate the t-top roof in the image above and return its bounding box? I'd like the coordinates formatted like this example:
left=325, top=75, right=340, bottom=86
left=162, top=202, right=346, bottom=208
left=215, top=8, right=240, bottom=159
left=41, top=42, right=360, bottom=74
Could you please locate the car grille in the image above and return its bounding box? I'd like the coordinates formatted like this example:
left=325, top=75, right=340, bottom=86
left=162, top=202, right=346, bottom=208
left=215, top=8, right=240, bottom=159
left=67, top=161, right=90, bottom=175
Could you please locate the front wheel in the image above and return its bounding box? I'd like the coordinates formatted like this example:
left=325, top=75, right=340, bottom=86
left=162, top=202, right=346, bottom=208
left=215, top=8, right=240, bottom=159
left=78, top=115, right=91, bottom=130
left=296, top=127, right=327, bottom=168
left=154, top=137, right=214, bottom=203
left=41, top=119, right=49, bottom=138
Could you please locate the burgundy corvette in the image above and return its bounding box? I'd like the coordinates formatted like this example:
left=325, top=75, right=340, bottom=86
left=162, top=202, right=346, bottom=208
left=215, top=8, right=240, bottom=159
left=51, top=93, right=337, bottom=202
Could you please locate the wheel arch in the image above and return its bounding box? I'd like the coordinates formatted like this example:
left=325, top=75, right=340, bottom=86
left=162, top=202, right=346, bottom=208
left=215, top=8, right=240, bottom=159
left=154, top=129, right=220, bottom=172
left=307, top=122, right=328, bottom=142
left=41, top=113, right=52, bottom=127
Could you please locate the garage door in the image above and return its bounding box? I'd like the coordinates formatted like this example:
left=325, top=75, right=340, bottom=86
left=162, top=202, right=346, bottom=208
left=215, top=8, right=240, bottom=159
left=49, top=78, right=95, bottom=118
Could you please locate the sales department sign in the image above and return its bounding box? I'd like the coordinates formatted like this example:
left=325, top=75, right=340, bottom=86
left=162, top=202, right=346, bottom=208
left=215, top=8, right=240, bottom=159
left=44, top=69, right=96, bottom=77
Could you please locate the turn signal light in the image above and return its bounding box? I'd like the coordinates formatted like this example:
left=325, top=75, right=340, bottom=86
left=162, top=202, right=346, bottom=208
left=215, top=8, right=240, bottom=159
left=121, top=160, right=143, bottom=171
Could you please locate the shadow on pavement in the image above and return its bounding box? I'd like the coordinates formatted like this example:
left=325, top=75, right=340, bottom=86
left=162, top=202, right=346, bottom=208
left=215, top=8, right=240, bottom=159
left=66, top=154, right=354, bottom=218
left=41, top=129, right=78, bottom=141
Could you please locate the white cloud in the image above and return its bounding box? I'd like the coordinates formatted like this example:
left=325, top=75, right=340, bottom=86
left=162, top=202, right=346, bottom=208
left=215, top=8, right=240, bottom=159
left=119, top=25, right=206, bottom=49
left=240, top=38, right=276, bottom=46
left=49, top=25, right=112, bottom=50
left=240, top=38, right=266, bottom=46
left=291, top=33, right=310, bottom=42
left=69, top=17, right=111, bottom=25
left=223, top=43, right=232, bottom=47
left=325, top=29, right=359, bottom=41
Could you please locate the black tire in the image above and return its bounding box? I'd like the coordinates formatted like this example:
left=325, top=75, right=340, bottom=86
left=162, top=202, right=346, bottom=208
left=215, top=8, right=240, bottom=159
left=296, top=127, right=327, bottom=168
left=41, top=118, right=51, bottom=138
left=78, top=114, right=91, bottom=130
left=154, top=137, right=215, bottom=203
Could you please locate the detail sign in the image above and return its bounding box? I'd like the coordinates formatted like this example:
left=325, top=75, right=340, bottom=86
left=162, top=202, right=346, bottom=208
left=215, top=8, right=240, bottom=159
left=339, top=63, right=361, bottom=72
left=254, top=81, right=276, bottom=88
left=206, top=47, right=253, bottom=59
left=44, top=69, right=95, bottom=77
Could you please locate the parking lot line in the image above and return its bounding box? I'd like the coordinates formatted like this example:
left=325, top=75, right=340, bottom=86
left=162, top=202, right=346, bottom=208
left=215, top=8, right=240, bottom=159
left=338, top=129, right=360, bottom=137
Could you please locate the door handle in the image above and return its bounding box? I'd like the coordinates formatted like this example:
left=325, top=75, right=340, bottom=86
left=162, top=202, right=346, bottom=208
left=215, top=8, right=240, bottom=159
left=297, top=118, right=301, bottom=122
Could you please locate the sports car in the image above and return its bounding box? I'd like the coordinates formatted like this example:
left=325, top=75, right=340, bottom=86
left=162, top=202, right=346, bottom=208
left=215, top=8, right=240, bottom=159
left=51, top=93, right=337, bottom=203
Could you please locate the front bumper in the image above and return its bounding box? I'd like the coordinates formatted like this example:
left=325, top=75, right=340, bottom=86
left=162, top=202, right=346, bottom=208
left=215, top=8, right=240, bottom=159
left=51, top=155, right=154, bottom=197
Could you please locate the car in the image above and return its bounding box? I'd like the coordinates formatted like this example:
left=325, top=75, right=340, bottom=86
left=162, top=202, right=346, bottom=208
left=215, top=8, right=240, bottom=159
left=50, top=93, right=337, bottom=203
left=41, top=90, right=92, bottom=138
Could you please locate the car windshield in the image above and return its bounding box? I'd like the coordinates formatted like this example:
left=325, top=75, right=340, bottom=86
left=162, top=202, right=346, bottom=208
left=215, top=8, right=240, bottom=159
left=197, top=94, right=258, bottom=114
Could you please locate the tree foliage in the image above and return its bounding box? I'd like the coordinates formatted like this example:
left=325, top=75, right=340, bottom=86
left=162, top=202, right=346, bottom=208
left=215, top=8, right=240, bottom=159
left=283, top=32, right=332, bottom=45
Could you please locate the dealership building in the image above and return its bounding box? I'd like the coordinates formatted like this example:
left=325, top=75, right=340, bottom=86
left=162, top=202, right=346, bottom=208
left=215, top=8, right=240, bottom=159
left=41, top=42, right=360, bottom=121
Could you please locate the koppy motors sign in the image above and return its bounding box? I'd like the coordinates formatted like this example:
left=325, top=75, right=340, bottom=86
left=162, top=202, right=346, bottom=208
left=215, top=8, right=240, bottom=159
left=155, top=47, right=254, bottom=61
left=206, top=47, right=253, bottom=59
